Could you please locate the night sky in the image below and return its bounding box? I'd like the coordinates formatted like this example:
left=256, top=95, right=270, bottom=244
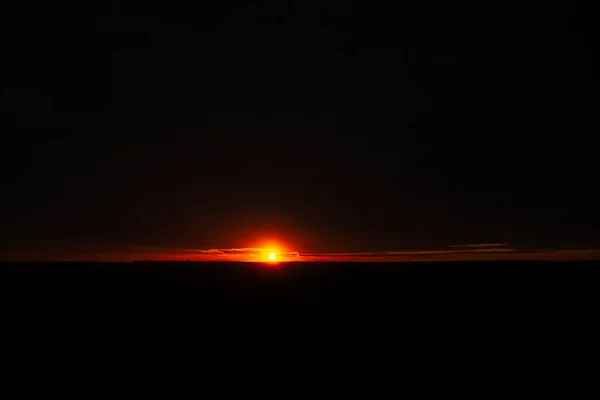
left=1, top=0, right=597, bottom=261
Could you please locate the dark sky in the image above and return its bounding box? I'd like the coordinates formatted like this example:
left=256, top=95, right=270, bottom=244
left=1, top=1, right=597, bottom=260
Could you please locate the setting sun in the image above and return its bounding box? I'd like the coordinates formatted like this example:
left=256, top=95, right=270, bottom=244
left=269, top=252, right=277, bottom=261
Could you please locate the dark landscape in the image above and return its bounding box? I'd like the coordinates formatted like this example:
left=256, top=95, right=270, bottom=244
left=4, top=261, right=598, bottom=324
left=3, top=260, right=599, bottom=381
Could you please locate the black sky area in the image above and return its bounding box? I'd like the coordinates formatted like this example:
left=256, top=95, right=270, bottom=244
left=0, top=0, right=597, bottom=256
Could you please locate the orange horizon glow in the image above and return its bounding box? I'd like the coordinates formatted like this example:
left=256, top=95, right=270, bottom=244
left=2, top=243, right=600, bottom=263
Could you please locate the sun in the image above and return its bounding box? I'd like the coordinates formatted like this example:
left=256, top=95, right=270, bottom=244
left=268, top=252, right=277, bottom=262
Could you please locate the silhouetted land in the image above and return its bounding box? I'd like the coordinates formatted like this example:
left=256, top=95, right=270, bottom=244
left=4, top=261, right=599, bottom=318
left=3, top=261, right=598, bottom=369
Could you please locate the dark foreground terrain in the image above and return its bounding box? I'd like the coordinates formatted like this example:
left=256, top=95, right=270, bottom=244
left=3, top=260, right=598, bottom=321
left=3, top=261, right=599, bottom=370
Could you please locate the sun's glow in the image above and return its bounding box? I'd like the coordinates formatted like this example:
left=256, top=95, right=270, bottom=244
left=269, top=252, right=277, bottom=261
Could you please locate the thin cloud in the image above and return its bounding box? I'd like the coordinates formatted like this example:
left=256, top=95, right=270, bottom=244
left=450, top=243, right=511, bottom=248
left=187, top=249, right=222, bottom=254
left=301, top=248, right=519, bottom=258
left=183, top=247, right=264, bottom=255
left=177, top=247, right=301, bottom=260
left=298, top=248, right=600, bottom=262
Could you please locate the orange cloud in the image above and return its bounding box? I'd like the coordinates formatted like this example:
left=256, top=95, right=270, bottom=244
left=450, top=243, right=511, bottom=248
left=171, top=247, right=300, bottom=261
left=296, top=247, right=600, bottom=262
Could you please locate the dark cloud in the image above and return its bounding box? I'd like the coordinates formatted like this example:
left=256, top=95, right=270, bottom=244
left=1, top=1, right=596, bottom=258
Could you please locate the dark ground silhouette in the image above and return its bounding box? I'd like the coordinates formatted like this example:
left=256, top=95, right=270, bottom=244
left=3, top=261, right=597, bottom=379
left=4, top=261, right=598, bottom=325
